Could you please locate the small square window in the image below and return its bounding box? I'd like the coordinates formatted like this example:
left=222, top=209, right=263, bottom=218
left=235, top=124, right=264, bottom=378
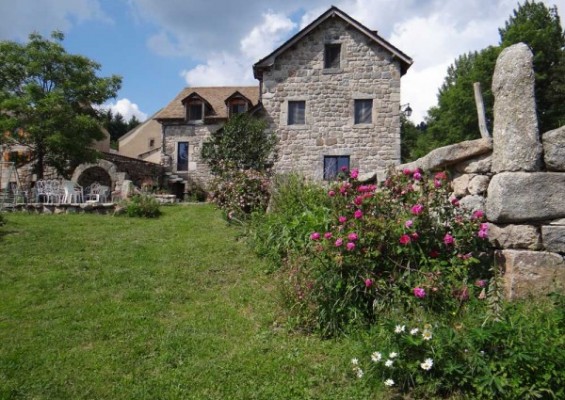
left=149, top=139, right=155, bottom=148
left=188, top=102, right=203, bottom=121
left=324, top=44, right=341, bottom=69
left=324, top=156, right=350, bottom=180
left=288, top=101, right=305, bottom=125
left=354, top=99, right=373, bottom=124
left=230, top=102, right=246, bottom=116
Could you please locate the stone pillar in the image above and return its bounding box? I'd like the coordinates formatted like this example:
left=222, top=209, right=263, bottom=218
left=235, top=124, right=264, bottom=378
left=491, top=43, right=541, bottom=173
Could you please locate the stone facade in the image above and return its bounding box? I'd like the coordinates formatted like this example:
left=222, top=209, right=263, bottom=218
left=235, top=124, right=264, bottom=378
left=160, top=122, right=219, bottom=189
left=398, top=43, right=565, bottom=300
left=257, top=16, right=406, bottom=180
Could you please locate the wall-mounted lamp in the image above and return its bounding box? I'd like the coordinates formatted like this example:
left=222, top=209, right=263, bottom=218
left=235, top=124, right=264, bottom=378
left=400, top=103, right=413, bottom=118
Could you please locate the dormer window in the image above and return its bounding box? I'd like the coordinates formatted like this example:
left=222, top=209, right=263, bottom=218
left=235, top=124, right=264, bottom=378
left=188, top=101, right=204, bottom=122
left=324, top=43, right=341, bottom=69
left=229, top=100, right=247, bottom=117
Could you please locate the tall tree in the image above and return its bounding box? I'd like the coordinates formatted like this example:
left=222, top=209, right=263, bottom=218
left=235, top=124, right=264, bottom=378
left=201, top=113, right=277, bottom=175
left=101, top=109, right=141, bottom=143
left=418, top=46, right=500, bottom=155
left=0, top=31, right=122, bottom=178
left=499, top=0, right=565, bottom=132
left=416, top=1, right=565, bottom=157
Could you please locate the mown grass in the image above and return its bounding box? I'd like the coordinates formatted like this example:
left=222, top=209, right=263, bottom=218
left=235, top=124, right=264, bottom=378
left=0, top=206, right=380, bottom=400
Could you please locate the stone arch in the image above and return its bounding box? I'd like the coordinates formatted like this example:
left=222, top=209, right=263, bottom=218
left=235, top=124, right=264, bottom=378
left=72, top=159, right=121, bottom=190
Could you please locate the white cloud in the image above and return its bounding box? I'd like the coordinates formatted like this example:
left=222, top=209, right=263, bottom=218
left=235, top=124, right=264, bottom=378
left=104, top=99, right=148, bottom=122
left=0, top=0, right=110, bottom=40
left=181, top=52, right=254, bottom=86
left=240, top=12, right=297, bottom=61
left=181, top=11, right=296, bottom=87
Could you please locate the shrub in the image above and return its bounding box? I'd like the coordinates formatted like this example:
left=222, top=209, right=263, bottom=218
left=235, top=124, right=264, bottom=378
left=248, top=173, right=333, bottom=269
left=121, top=194, right=162, bottom=218
left=209, top=168, right=270, bottom=222
left=352, top=294, right=565, bottom=399
left=284, top=168, right=493, bottom=336
left=0, top=212, right=5, bottom=226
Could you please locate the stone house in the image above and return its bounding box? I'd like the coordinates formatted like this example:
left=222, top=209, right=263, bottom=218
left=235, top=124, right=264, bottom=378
left=145, top=6, right=412, bottom=194
left=154, top=86, right=260, bottom=194
left=254, top=6, right=412, bottom=180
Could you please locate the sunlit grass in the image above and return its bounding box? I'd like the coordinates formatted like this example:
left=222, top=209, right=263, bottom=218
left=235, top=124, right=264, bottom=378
left=0, top=206, right=380, bottom=399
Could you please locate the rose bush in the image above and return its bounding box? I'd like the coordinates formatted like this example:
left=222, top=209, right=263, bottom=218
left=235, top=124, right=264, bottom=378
left=284, top=167, right=493, bottom=336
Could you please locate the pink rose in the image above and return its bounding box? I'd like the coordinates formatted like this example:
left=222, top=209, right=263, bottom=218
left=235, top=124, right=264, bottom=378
left=338, top=216, right=347, bottom=224
left=354, top=209, right=363, bottom=219
left=354, top=196, right=363, bottom=206
left=411, top=232, right=419, bottom=241
left=410, top=204, right=424, bottom=215
left=434, top=171, right=447, bottom=180
left=434, top=179, right=442, bottom=188
left=413, top=287, right=426, bottom=298
left=451, top=198, right=460, bottom=207
left=364, top=278, right=373, bottom=288
left=472, top=210, right=484, bottom=219
left=405, top=220, right=413, bottom=228
left=328, top=190, right=336, bottom=197
left=346, top=242, right=356, bottom=251
left=413, top=171, right=422, bottom=181
left=324, top=232, right=333, bottom=239
left=399, top=234, right=411, bottom=245
left=443, top=233, right=454, bottom=245
left=348, top=232, right=358, bottom=241
left=310, top=232, right=321, bottom=240
left=475, top=279, right=487, bottom=288
left=350, top=168, right=359, bottom=179
left=403, top=168, right=412, bottom=176
left=335, top=238, right=343, bottom=247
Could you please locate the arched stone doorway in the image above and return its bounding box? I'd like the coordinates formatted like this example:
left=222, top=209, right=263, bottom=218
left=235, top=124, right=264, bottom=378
left=72, top=159, right=121, bottom=191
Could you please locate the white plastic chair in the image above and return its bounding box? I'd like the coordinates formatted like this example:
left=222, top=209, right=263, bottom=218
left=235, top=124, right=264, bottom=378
left=85, top=182, right=109, bottom=202
left=44, top=180, right=63, bottom=204
left=62, top=180, right=83, bottom=203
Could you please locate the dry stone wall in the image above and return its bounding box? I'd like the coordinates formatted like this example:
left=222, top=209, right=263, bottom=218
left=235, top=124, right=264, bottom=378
left=398, top=43, right=564, bottom=299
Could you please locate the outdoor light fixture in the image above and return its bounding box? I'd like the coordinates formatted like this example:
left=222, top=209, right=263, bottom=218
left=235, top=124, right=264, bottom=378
left=400, top=103, right=413, bottom=117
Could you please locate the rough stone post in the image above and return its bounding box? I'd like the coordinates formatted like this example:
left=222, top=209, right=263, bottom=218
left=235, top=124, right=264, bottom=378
left=491, top=43, right=541, bottom=172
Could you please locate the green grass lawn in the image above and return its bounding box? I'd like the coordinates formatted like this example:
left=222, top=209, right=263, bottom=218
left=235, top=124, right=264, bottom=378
left=0, top=206, right=379, bottom=400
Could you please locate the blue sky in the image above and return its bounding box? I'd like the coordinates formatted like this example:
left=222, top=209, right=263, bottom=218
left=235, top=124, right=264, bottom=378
left=0, top=0, right=563, bottom=123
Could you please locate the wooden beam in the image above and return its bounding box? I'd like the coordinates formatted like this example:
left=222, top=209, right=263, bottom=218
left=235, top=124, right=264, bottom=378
left=474, top=82, right=491, bottom=139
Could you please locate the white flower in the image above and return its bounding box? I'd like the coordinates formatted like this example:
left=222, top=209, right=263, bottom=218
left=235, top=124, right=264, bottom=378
left=356, top=367, right=364, bottom=378
left=410, top=328, right=419, bottom=335
left=422, top=330, right=433, bottom=341
left=371, top=351, right=382, bottom=362
left=394, top=324, right=405, bottom=333
left=384, top=378, right=395, bottom=386
left=351, top=358, right=359, bottom=365
left=385, top=359, right=394, bottom=367
left=389, top=352, right=398, bottom=359
left=420, top=358, right=433, bottom=371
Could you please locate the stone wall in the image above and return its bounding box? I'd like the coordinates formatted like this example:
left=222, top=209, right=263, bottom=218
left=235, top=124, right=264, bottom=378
left=398, top=43, right=564, bottom=299
left=161, top=122, right=218, bottom=189
left=261, top=17, right=402, bottom=180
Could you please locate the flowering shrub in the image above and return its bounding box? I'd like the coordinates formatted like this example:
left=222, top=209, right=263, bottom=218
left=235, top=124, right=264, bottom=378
left=286, top=167, right=492, bottom=336
left=120, top=194, right=161, bottom=218
left=210, top=168, right=271, bottom=222
left=351, top=294, right=565, bottom=399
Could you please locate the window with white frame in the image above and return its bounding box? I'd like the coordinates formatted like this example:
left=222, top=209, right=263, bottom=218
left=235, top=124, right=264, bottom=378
left=288, top=101, right=306, bottom=125
left=354, top=99, right=373, bottom=124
